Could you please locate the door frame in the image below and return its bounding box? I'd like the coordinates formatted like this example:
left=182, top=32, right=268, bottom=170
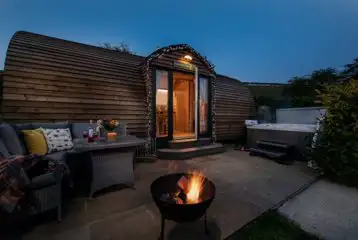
left=152, top=66, right=212, bottom=148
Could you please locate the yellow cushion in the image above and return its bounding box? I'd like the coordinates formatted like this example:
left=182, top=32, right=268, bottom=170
left=22, top=129, right=48, bottom=155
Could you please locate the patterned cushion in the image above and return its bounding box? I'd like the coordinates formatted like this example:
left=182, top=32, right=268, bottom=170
left=41, top=128, right=73, bottom=153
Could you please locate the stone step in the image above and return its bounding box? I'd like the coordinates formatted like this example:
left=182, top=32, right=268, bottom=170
left=157, top=143, right=225, bottom=160
left=169, top=138, right=212, bottom=149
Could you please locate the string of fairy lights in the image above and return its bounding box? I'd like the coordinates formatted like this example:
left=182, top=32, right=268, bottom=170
left=143, top=44, right=216, bottom=155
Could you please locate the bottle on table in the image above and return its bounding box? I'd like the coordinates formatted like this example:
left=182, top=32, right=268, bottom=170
left=88, top=120, right=94, bottom=142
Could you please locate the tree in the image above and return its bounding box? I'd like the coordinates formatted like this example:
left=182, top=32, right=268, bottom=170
left=341, top=58, right=358, bottom=80
left=99, top=42, right=134, bottom=54
left=283, top=76, right=318, bottom=107
left=311, top=68, right=338, bottom=85
left=283, top=68, right=339, bottom=107
left=309, top=79, right=358, bottom=187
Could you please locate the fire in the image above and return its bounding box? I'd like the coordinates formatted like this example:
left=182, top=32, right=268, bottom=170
left=177, top=171, right=205, bottom=204
left=186, top=172, right=205, bottom=204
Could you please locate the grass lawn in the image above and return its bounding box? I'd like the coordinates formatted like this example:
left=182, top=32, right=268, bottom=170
left=227, top=211, right=320, bottom=240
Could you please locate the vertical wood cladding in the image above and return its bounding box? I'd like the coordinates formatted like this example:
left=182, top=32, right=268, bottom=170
left=215, top=74, right=255, bottom=141
left=3, top=31, right=147, bottom=137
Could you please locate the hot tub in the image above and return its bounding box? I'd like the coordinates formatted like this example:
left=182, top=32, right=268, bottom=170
left=246, top=123, right=316, bottom=157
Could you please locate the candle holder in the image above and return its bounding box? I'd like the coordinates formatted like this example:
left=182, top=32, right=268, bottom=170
left=106, top=131, right=117, bottom=141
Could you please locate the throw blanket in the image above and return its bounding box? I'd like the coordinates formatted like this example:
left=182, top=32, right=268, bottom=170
left=0, top=155, right=39, bottom=213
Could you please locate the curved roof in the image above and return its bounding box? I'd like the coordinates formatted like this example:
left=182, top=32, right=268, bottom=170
left=5, top=31, right=145, bottom=70
left=5, top=31, right=251, bottom=79
left=144, top=44, right=216, bottom=74
left=4, top=31, right=251, bottom=85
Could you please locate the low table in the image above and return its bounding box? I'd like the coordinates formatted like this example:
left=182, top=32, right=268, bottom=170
left=73, top=136, right=147, bottom=198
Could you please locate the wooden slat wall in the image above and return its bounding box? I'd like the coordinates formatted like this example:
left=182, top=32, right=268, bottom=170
left=3, top=31, right=148, bottom=137
left=151, top=50, right=212, bottom=76
left=0, top=70, right=3, bottom=120
left=216, top=74, right=255, bottom=141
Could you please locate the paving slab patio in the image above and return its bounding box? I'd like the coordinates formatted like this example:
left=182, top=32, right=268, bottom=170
left=279, top=180, right=358, bottom=240
left=21, top=150, right=317, bottom=240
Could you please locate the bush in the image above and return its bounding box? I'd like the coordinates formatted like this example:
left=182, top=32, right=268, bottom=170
left=309, top=80, right=358, bottom=187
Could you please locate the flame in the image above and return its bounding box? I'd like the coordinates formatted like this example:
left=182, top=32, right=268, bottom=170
left=185, top=171, right=205, bottom=204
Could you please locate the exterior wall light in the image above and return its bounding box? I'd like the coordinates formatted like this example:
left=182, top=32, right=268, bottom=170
left=184, top=55, right=192, bottom=61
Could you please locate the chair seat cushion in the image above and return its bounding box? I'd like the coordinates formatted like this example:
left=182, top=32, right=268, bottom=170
left=29, top=172, right=56, bottom=189
left=22, top=129, right=48, bottom=155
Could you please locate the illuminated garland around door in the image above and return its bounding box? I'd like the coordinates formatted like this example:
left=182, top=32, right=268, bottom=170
left=143, top=44, right=216, bottom=155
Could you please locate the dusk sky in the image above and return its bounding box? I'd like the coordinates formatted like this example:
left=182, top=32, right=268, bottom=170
left=1, top=0, right=357, bottom=82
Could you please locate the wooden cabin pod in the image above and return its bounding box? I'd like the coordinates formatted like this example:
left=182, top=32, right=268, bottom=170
left=215, top=74, right=254, bottom=141
left=2, top=31, right=254, bottom=145
left=3, top=31, right=147, bottom=137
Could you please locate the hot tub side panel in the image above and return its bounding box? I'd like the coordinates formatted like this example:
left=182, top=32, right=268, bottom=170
left=247, top=128, right=314, bottom=157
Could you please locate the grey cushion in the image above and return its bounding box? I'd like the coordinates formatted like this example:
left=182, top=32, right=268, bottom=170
left=71, top=123, right=96, bottom=139
left=43, top=151, right=67, bottom=163
left=11, top=123, right=34, bottom=155
left=30, top=172, right=56, bottom=189
left=13, top=123, right=33, bottom=131
left=32, top=121, right=71, bottom=130
left=0, top=138, right=10, bottom=158
left=0, top=123, right=25, bottom=155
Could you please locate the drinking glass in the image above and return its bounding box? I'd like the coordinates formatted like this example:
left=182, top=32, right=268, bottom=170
left=82, top=130, right=89, bottom=140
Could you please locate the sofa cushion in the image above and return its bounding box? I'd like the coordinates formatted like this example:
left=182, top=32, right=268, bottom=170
left=10, top=123, right=34, bottom=155
left=22, top=129, right=48, bottom=155
left=42, top=128, right=73, bottom=153
left=0, top=138, right=10, bottom=158
left=32, top=122, right=71, bottom=130
left=71, top=123, right=96, bottom=139
left=0, top=124, right=25, bottom=155
left=13, top=123, right=33, bottom=131
left=43, top=151, right=68, bottom=163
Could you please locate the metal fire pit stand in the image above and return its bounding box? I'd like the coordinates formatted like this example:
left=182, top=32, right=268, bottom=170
left=158, top=211, right=209, bottom=240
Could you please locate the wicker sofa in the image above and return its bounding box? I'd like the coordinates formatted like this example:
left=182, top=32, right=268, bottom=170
left=0, top=122, right=98, bottom=221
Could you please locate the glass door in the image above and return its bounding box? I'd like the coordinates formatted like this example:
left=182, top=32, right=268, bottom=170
left=155, top=70, right=169, bottom=138
left=172, top=72, right=196, bottom=140
left=199, top=77, right=209, bottom=134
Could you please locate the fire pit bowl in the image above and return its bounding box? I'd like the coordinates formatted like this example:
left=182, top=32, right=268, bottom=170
left=151, top=173, right=216, bottom=240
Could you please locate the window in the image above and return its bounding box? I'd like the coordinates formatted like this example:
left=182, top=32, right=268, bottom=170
left=199, top=77, right=209, bottom=133
left=156, top=70, right=168, bottom=137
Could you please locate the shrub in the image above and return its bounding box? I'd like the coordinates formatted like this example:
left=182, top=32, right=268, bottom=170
left=309, top=80, right=358, bottom=187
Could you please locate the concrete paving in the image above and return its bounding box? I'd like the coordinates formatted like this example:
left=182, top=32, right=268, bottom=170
left=20, top=150, right=317, bottom=240
left=279, top=180, right=358, bottom=240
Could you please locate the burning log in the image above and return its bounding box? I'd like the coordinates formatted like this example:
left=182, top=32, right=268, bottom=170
left=160, top=176, right=190, bottom=204
left=159, top=173, right=204, bottom=205
left=177, top=176, right=189, bottom=191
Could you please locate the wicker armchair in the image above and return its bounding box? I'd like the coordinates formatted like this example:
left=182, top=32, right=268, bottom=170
left=26, top=159, right=65, bottom=222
